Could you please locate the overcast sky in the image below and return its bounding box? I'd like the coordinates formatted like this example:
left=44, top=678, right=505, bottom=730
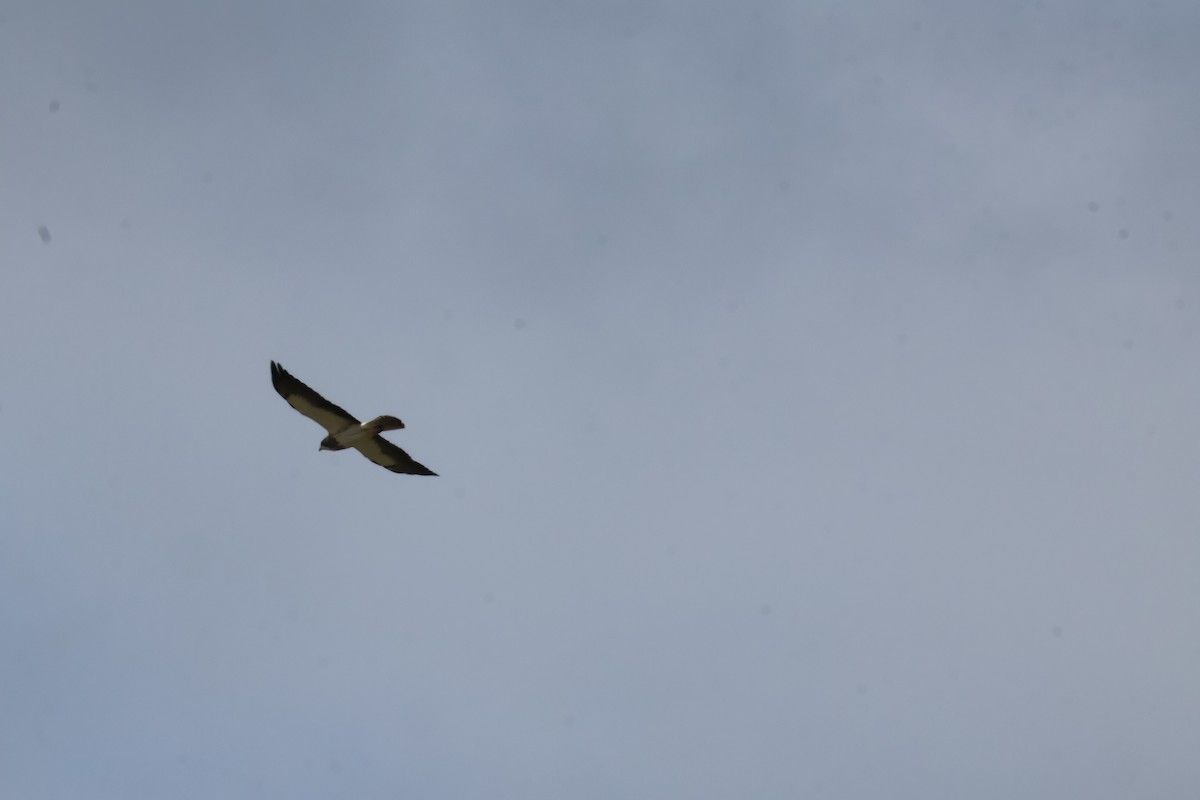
left=3, top=1, right=1200, bottom=797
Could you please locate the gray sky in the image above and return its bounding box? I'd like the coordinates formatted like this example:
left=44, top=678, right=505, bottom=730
left=3, top=1, right=1200, bottom=797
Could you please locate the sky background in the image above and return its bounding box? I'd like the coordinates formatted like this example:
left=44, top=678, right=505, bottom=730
left=3, top=1, right=1200, bottom=797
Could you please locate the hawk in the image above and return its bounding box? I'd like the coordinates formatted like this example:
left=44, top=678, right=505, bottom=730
left=270, top=361, right=437, bottom=475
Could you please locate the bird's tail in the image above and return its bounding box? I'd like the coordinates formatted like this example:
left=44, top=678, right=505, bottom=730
left=364, top=415, right=405, bottom=434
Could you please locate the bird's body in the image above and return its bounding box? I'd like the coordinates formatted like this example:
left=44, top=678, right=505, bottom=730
left=319, top=415, right=406, bottom=451
left=270, top=361, right=437, bottom=475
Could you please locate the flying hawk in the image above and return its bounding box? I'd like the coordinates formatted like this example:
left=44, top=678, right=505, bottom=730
left=270, top=361, right=437, bottom=475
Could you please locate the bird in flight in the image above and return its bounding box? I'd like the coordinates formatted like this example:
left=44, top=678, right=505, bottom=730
left=270, top=361, right=437, bottom=475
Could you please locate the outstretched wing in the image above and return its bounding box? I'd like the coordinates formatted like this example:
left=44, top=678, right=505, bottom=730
left=353, top=435, right=438, bottom=476
left=270, top=361, right=359, bottom=435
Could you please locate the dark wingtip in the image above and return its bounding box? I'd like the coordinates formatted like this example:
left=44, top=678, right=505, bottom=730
left=396, top=463, right=438, bottom=476
left=270, top=361, right=289, bottom=394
